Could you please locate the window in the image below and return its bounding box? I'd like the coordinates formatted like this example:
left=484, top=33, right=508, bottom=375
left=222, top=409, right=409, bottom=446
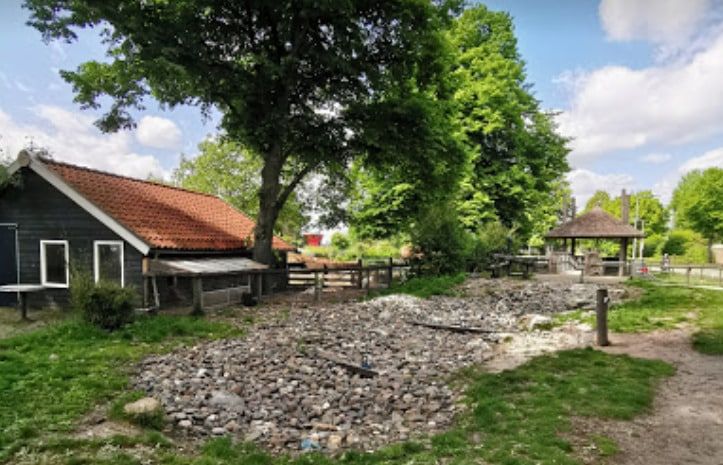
left=94, top=241, right=124, bottom=286
left=40, top=240, right=69, bottom=288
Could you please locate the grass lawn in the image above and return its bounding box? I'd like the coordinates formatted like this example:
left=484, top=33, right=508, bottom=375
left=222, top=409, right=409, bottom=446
left=0, top=315, right=239, bottom=461
left=556, top=280, right=723, bottom=354
left=373, top=273, right=467, bottom=299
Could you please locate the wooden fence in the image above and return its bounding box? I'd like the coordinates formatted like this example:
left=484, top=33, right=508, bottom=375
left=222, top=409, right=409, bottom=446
left=286, top=258, right=411, bottom=291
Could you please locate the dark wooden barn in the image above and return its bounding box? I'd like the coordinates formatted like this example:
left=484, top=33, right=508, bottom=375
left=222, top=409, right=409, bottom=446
left=0, top=150, right=295, bottom=310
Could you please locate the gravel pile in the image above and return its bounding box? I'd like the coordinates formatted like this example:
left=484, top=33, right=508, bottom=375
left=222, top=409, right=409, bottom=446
left=133, top=279, right=622, bottom=453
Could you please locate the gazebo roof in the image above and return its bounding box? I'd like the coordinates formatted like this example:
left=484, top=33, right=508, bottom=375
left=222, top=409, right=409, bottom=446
left=546, top=207, right=644, bottom=239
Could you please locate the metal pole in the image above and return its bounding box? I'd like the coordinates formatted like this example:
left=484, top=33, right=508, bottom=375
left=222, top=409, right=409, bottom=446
left=596, top=289, right=609, bottom=346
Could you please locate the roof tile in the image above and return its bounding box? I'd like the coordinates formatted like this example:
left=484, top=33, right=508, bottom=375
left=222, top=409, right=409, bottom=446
left=44, top=159, right=295, bottom=252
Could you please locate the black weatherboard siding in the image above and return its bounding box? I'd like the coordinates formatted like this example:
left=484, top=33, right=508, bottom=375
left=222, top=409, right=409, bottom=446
left=0, top=168, right=144, bottom=307
left=0, top=224, right=18, bottom=306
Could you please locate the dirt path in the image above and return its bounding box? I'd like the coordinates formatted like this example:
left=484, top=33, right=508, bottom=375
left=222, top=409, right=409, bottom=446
left=587, top=329, right=723, bottom=465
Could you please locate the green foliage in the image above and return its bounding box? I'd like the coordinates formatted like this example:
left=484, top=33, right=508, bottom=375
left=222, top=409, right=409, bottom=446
left=662, top=229, right=708, bottom=263
left=0, top=316, right=237, bottom=460
left=410, top=203, right=471, bottom=275
left=24, top=0, right=461, bottom=263
left=76, top=280, right=136, bottom=331
left=173, top=139, right=307, bottom=241
left=672, top=168, right=723, bottom=262
left=450, top=6, right=570, bottom=237
left=584, top=190, right=669, bottom=235
left=682, top=169, right=723, bottom=242
left=375, top=273, right=467, bottom=299
left=330, top=232, right=350, bottom=251
left=643, top=233, right=664, bottom=257
left=467, top=221, right=513, bottom=269
left=304, top=237, right=402, bottom=261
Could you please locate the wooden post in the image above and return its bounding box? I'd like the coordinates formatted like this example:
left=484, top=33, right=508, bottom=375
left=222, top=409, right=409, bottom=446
left=257, top=273, right=263, bottom=303
left=357, top=259, right=363, bottom=289
left=19, top=293, right=29, bottom=321
left=596, top=288, right=609, bottom=346
left=687, top=267, right=691, bottom=286
left=191, top=276, right=204, bottom=315
left=387, top=257, right=393, bottom=288
left=365, top=269, right=371, bottom=295
left=618, top=238, right=628, bottom=277
left=314, top=271, right=321, bottom=302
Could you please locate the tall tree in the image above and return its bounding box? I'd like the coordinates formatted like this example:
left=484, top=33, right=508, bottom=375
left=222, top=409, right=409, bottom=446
left=173, top=139, right=307, bottom=242
left=585, top=190, right=668, bottom=235
left=672, top=168, right=723, bottom=262
left=25, top=0, right=459, bottom=264
left=449, top=6, right=569, bottom=237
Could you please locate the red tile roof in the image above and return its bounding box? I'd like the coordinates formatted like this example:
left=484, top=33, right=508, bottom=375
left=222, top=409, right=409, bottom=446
left=43, top=159, right=295, bottom=252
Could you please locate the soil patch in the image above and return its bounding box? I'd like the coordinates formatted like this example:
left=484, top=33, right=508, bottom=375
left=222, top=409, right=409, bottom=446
left=570, top=329, right=723, bottom=465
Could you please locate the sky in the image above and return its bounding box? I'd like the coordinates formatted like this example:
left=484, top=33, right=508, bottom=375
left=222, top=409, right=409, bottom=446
left=1, top=0, right=723, bottom=208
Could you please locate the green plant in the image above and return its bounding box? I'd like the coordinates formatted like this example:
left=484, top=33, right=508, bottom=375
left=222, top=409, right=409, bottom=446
left=79, top=281, right=136, bottom=331
left=330, top=232, right=350, bottom=250
left=643, top=233, right=664, bottom=257
left=467, top=221, right=512, bottom=270
left=374, top=273, right=467, bottom=299
left=411, top=203, right=472, bottom=275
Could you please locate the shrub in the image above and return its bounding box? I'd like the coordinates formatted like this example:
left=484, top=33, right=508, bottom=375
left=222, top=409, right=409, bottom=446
left=661, top=229, right=708, bottom=263
left=330, top=232, right=350, bottom=250
left=467, top=221, right=511, bottom=270
left=77, top=281, right=136, bottom=331
left=643, top=233, right=664, bottom=257
left=411, top=203, right=471, bottom=275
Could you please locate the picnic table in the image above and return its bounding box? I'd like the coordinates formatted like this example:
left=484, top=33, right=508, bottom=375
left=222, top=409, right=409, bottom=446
left=0, top=284, right=45, bottom=320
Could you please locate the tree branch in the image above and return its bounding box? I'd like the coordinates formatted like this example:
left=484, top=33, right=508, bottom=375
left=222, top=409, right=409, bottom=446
left=276, top=163, right=316, bottom=210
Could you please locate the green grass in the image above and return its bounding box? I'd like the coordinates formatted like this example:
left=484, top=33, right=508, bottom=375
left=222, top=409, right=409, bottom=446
left=373, top=273, right=467, bottom=299
left=0, top=315, right=239, bottom=460
left=555, top=280, right=723, bottom=354
left=1, top=316, right=673, bottom=465
left=151, top=348, right=671, bottom=465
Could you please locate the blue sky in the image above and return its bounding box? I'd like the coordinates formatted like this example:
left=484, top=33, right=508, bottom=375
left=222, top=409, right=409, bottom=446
left=1, top=0, right=723, bottom=207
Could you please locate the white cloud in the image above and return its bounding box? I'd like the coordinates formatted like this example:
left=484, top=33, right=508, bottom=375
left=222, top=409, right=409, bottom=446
left=0, top=105, right=167, bottom=179
left=678, top=147, right=723, bottom=173
left=557, top=29, right=723, bottom=163
left=566, top=169, right=635, bottom=208
left=640, top=153, right=672, bottom=164
left=135, top=115, right=182, bottom=150
left=599, top=0, right=711, bottom=45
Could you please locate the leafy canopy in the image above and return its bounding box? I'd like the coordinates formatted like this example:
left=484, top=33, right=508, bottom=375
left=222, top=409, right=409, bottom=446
left=584, top=190, right=669, bottom=235
left=672, top=168, right=723, bottom=244
left=172, top=139, right=307, bottom=242
left=24, top=0, right=461, bottom=263
left=450, top=6, right=569, bottom=236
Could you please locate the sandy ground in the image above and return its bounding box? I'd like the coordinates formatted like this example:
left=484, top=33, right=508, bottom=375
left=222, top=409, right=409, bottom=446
left=571, top=329, right=723, bottom=465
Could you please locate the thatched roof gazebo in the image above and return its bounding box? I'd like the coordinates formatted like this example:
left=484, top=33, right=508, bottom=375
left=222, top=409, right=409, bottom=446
left=546, top=206, right=644, bottom=275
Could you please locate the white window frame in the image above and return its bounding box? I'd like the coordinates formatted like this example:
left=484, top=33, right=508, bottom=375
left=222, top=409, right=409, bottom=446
left=94, top=240, right=125, bottom=287
left=40, top=240, right=70, bottom=288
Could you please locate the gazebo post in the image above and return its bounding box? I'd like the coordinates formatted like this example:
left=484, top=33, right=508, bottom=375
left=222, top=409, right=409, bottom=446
left=618, top=238, right=628, bottom=276
left=571, top=238, right=576, bottom=257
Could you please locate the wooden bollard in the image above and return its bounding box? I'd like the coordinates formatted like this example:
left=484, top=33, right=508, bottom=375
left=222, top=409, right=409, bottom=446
left=596, top=288, right=609, bottom=346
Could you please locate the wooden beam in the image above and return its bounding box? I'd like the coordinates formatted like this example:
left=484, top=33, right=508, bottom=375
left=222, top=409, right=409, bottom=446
left=407, top=320, right=515, bottom=334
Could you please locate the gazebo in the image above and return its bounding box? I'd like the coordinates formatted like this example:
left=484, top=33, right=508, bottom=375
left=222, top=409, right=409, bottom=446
left=546, top=206, right=644, bottom=276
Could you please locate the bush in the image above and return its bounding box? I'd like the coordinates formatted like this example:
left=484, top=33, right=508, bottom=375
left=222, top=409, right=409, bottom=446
left=330, top=232, right=350, bottom=250
left=643, top=233, right=664, bottom=257
left=411, top=203, right=471, bottom=275
left=74, top=279, right=136, bottom=331
left=661, top=229, right=708, bottom=263
left=467, top=222, right=512, bottom=270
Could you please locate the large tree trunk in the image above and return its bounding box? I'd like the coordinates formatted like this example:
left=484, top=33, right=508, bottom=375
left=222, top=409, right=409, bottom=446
left=253, top=147, right=284, bottom=265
